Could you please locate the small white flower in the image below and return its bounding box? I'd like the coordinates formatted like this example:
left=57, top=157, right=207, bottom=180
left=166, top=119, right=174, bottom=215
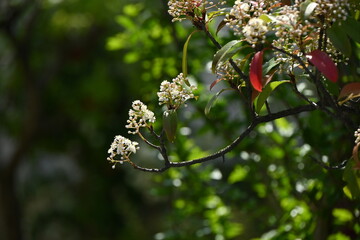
left=168, top=0, right=226, bottom=22
left=157, top=73, right=197, bottom=109
left=107, top=135, right=139, bottom=165
left=242, top=18, right=268, bottom=44
left=125, top=100, right=156, bottom=134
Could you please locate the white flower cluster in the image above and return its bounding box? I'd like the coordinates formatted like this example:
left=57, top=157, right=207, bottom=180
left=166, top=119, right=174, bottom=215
left=225, top=0, right=278, bottom=35
left=107, top=135, right=139, bottom=168
left=157, top=73, right=197, bottom=109
left=242, top=18, right=268, bottom=45
left=355, top=128, right=360, bottom=144
left=168, top=0, right=226, bottom=22
left=126, top=100, right=156, bottom=134
left=226, top=0, right=251, bottom=34
left=314, top=0, right=350, bottom=24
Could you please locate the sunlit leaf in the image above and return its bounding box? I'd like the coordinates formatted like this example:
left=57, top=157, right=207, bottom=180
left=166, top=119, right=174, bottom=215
left=327, top=24, right=352, bottom=57
left=338, top=82, right=360, bottom=105
left=212, top=40, right=242, bottom=73
left=250, top=50, right=264, bottom=92
left=255, top=80, right=290, bottom=113
left=183, top=30, right=200, bottom=85
left=306, top=50, right=338, bottom=83
left=163, top=110, right=178, bottom=142
left=207, top=9, right=227, bottom=22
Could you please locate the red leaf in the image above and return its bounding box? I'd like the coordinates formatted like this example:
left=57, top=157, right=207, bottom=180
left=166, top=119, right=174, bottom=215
left=306, top=50, right=338, bottom=83
left=250, top=51, right=264, bottom=92
left=338, top=82, right=360, bottom=100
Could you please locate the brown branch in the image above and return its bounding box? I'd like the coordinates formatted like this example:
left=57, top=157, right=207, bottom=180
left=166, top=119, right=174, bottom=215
left=131, top=104, right=317, bottom=172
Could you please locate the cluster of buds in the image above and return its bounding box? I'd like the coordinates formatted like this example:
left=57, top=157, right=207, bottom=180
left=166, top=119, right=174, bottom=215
left=157, top=73, right=197, bottom=110
left=355, top=127, right=360, bottom=145
left=242, top=18, right=268, bottom=46
left=225, top=0, right=252, bottom=35
left=314, top=0, right=350, bottom=25
left=215, top=59, right=242, bottom=83
left=107, top=135, right=139, bottom=168
left=108, top=101, right=155, bottom=168
left=225, top=0, right=278, bottom=36
left=168, top=0, right=226, bottom=22
left=126, top=100, right=156, bottom=134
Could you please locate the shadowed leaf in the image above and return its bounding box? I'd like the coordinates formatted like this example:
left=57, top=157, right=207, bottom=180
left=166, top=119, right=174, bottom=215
left=205, top=88, right=232, bottom=116
left=327, top=24, right=352, bottom=57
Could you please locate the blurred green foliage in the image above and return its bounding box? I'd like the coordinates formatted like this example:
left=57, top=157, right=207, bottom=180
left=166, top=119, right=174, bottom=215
left=0, top=0, right=359, bottom=240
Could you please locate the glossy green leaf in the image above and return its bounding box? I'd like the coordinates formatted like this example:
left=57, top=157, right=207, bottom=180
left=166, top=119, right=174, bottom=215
left=327, top=24, right=352, bottom=57
left=163, top=110, right=178, bottom=142
left=183, top=30, right=200, bottom=85
left=205, top=88, right=232, bottom=116
left=255, top=80, right=290, bottom=113
left=262, top=57, right=279, bottom=76
left=212, top=40, right=242, bottom=73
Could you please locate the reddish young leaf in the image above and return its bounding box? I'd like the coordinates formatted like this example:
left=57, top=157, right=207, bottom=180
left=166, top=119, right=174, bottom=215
left=306, top=50, right=338, bottom=83
left=338, top=83, right=360, bottom=100
left=210, top=78, right=223, bottom=90
left=250, top=50, right=264, bottom=92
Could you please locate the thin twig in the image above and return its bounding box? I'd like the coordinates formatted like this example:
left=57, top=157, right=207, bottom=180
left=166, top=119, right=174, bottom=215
left=131, top=104, right=317, bottom=172
left=310, top=156, right=348, bottom=170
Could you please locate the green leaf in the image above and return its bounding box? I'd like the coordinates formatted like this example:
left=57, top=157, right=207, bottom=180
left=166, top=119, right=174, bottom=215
left=163, top=110, right=178, bottom=142
left=205, top=88, right=232, bottom=116
left=183, top=30, right=200, bottom=85
left=300, top=0, right=318, bottom=20
left=255, top=80, right=290, bottom=113
left=207, top=9, right=227, bottom=22
left=212, top=40, right=242, bottom=73
left=327, top=24, right=352, bottom=57
left=259, top=14, right=275, bottom=23
left=343, top=159, right=360, bottom=200
left=342, top=17, right=360, bottom=43
left=262, top=57, right=279, bottom=76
